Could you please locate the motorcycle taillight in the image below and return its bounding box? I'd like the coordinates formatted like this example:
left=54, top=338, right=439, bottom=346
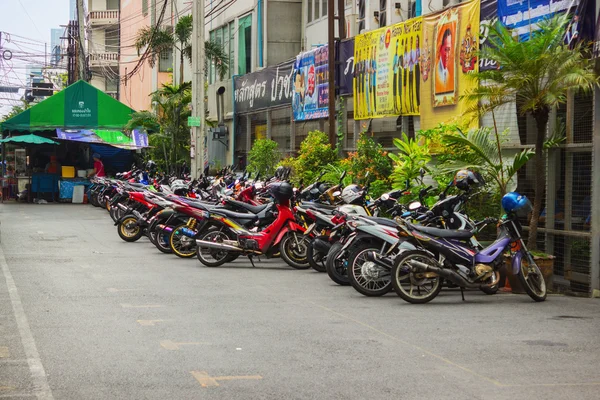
left=331, top=214, right=345, bottom=225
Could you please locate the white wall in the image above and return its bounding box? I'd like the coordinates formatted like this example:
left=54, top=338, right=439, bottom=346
left=88, top=0, right=107, bottom=11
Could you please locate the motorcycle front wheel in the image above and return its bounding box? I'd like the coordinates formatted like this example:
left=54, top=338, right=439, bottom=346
left=117, top=215, right=144, bottom=242
left=348, top=243, right=392, bottom=297
left=391, top=250, right=442, bottom=304
left=326, top=242, right=349, bottom=285
left=279, top=232, right=310, bottom=269
left=518, top=252, right=547, bottom=302
left=307, top=239, right=327, bottom=272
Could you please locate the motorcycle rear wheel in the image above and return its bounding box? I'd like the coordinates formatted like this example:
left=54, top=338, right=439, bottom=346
left=154, top=227, right=173, bottom=254
left=348, top=243, right=392, bottom=297
left=169, top=224, right=198, bottom=258
left=326, top=242, right=349, bottom=286
left=279, top=232, right=310, bottom=270
left=391, top=250, right=442, bottom=304
left=196, top=228, right=235, bottom=267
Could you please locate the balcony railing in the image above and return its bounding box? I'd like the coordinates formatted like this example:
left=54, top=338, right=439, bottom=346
left=88, top=10, right=119, bottom=25
left=89, top=52, right=119, bottom=67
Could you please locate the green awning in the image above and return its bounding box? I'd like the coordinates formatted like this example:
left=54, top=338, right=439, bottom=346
left=0, top=134, right=58, bottom=145
left=1, top=80, right=135, bottom=132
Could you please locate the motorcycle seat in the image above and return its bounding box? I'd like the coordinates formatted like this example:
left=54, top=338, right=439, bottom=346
left=210, top=208, right=258, bottom=223
left=301, top=202, right=337, bottom=215
left=363, top=216, right=398, bottom=227
left=226, top=199, right=269, bottom=214
left=408, top=223, right=473, bottom=239
left=183, top=200, right=211, bottom=211
left=128, top=182, right=146, bottom=189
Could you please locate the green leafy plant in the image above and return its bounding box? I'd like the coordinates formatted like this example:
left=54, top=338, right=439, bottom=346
left=247, top=139, right=280, bottom=176
left=388, top=133, right=431, bottom=188
left=463, top=16, right=600, bottom=249
left=441, top=127, right=534, bottom=197
left=340, top=132, right=393, bottom=185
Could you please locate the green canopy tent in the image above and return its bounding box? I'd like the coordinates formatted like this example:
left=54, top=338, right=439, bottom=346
left=0, top=80, right=134, bottom=132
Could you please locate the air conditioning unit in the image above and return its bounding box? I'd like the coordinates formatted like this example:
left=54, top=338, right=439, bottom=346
left=408, top=0, right=417, bottom=19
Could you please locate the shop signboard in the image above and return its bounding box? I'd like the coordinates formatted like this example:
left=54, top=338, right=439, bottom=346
left=233, top=59, right=295, bottom=114
left=353, top=17, right=422, bottom=119
left=292, top=45, right=329, bottom=121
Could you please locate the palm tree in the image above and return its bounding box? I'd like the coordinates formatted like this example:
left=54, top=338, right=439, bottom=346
left=462, top=16, right=599, bottom=249
left=135, top=15, right=229, bottom=84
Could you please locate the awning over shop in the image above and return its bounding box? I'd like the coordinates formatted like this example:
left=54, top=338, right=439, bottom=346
left=0, top=80, right=134, bottom=132
left=56, top=128, right=149, bottom=149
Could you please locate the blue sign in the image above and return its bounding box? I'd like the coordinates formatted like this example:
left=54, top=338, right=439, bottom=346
left=497, top=0, right=580, bottom=39
left=292, top=46, right=329, bottom=121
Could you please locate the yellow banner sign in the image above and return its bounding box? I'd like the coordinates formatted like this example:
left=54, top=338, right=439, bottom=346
left=419, top=0, right=480, bottom=130
left=353, top=17, right=422, bottom=120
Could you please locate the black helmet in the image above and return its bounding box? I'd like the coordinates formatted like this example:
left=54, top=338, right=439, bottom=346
left=146, top=160, right=157, bottom=171
left=275, top=166, right=285, bottom=179
left=454, top=169, right=485, bottom=191
left=269, top=182, right=293, bottom=203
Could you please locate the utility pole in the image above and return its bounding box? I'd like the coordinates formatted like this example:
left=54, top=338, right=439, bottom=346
left=327, top=0, right=347, bottom=147
left=76, top=0, right=87, bottom=81
left=327, top=0, right=336, bottom=146
left=191, top=0, right=206, bottom=178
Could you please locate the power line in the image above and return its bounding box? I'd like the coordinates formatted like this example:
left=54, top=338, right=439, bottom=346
left=16, top=0, right=45, bottom=40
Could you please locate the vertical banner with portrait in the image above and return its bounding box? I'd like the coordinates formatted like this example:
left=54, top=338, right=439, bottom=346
left=353, top=17, right=422, bottom=120
left=292, top=46, right=329, bottom=121
left=420, top=0, right=480, bottom=130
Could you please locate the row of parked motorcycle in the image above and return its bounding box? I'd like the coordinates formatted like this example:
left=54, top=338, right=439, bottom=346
left=88, top=163, right=547, bottom=304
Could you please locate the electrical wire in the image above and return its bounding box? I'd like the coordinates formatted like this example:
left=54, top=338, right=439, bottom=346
left=16, top=0, right=45, bottom=40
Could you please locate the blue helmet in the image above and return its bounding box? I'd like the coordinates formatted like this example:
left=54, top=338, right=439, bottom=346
left=502, top=192, right=532, bottom=214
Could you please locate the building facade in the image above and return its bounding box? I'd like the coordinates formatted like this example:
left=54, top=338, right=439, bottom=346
left=87, top=0, right=121, bottom=99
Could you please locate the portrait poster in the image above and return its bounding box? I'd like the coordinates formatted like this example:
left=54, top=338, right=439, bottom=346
left=292, top=46, right=329, bottom=121
left=353, top=17, right=422, bottom=119
left=420, top=0, right=480, bottom=130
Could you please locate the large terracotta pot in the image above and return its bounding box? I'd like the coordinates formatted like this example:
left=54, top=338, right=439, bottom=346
left=504, top=254, right=554, bottom=294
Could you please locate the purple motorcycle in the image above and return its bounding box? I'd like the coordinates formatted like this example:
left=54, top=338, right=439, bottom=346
left=390, top=192, right=547, bottom=303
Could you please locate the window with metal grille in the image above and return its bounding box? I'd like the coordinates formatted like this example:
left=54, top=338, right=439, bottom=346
left=105, top=77, right=118, bottom=92
left=358, top=0, right=365, bottom=33
left=379, top=0, right=387, bottom=28
left=208, top=22, right=234, bottom=83
left=322, top=0, right=327, bottom=18
left=159, top=49, right=172, bottom=72
left=308, top=0, right=313, bottom=23
left=106, top=0, right=118, bottom=10
left=315, top=0, right=320, bottom=19
left=105, top=28, right=119, bottom=51
left=408, top=0, right=416, bottom=19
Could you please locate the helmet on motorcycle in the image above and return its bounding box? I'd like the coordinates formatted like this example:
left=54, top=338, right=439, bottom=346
left=454, top=169, right=485, bottom=191
left=269, top=182, right=293, bottom=203
left=502, top=192, right=532, bottom=215
left=146, top=160, right=157, bottom=171
left=341, top=184, right=363, bottom=205
left=318, top=183, right=329, bottom=193
left=275, top=166, right=285, bottom=179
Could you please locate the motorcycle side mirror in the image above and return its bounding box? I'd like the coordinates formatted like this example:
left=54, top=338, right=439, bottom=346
left=419, top=168, right=426, bottom=179
left=408, top=201, right=422, bottom=211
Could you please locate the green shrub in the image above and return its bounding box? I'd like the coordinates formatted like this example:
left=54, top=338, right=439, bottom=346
left=247, top=139, right=279, bottom=176
left=281, top=131, right=338, bottom=185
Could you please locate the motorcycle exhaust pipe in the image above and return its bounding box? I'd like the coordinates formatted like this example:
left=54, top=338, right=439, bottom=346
left=407, top=260, right=495, bottom=290
left=365, top=251, right=394, bottom=269
left=312, top=237, right=332, bottom=255
left=195, top=239, right=243, bottom=253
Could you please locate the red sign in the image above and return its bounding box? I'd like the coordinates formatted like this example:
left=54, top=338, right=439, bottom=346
left=307, top=65, right=315, bottom=97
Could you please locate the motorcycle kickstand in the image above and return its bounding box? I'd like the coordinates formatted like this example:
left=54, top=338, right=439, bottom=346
left=248, top=255, right=256, bottom=268
left=460, top=287, right=465, bottom=301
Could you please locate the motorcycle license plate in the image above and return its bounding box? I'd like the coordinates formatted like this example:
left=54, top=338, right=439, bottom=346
left=304, top=223, right=316, bottom=236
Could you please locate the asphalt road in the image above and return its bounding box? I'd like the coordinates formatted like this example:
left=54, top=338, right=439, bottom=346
left=1, top=203, right=599, bottom=400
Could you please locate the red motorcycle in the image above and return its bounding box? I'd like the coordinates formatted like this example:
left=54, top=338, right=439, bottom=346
left=195, top=182, right=309, bottom=269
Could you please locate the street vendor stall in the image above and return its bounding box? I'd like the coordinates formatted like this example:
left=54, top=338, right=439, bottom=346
left=1, top=80, right=149, bottom=202
left=0, top=134, right=59, bottom=203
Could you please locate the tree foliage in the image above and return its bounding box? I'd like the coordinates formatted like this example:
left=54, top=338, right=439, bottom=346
left=388, top=133, right=431, bottom=188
